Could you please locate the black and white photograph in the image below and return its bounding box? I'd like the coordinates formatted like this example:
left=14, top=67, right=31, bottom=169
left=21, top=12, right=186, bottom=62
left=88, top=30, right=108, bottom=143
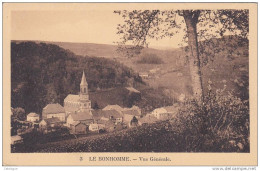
left=3, top=2, right=257, bottom=166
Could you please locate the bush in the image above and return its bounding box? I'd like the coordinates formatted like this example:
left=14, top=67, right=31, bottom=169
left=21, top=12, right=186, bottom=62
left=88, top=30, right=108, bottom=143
left=136, top=53, right=164, bottom=64
left=174, top=86, right=249, bottom=152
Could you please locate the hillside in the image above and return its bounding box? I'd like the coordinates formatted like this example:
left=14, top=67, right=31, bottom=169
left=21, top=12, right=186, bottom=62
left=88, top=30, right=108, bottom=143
left=11, top=41, right=173, bottom=114
left=12, top=40, right=174, bottom=59
left=115, top=36, right=249, bottom=101
left=30, top=36, right=249, bottom=102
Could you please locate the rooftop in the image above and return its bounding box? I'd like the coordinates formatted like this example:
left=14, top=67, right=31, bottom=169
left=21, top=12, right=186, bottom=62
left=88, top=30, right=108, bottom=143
left=71, top=121, right=81, bottom=126
left=43, top=103, right=65, bottom=114
left=64, top=94, right=80, bottom=102
left=101, top=110, right=122, bottom=118
left=122, top=109, right=141, bottom=116
left=103, top=105, right=124, bottom=112
left=27, top=112, right=39, bottom=117
left=11, top=135, right=22, bottom=140
left=70, top=111, right=93, bottom=121
left=42, top=117, right=62, bottom=124
left=139, top=114, right=159, bottom=124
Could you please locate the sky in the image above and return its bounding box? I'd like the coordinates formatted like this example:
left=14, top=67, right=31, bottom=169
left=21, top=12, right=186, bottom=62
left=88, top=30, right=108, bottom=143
left=11, top=10, right=185, bottom=49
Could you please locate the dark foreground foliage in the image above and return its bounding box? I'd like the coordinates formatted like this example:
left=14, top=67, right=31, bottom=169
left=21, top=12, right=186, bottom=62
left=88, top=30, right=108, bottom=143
left=173, top=88, right=249, bottom=152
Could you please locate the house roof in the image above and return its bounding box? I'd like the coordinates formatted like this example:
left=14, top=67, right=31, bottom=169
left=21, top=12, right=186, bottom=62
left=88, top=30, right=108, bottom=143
left=105, top=120, right=115, bottom=127
left=164, top=106, right=177, bottom=113
left=139, top=72, right=148, bottom=75
left=101, top=110, right=122, bottom=118
left=64, top=105, right=79, bottom=113
left=153, top=105, right=178, bottom=114
left=96, top=119, right=108, bottom=124
left=27, top=112, right=39, bottom=117
left=64, top=94, right=80, bottom=102
left=42, top=117, right=61, bottom=124
left=139, top=114, right=158, bottom=124
left=122, top=109, right=141, bottom=116
left=102, top=105, right=124, bottom=112
left=152, top=107, right=168, bottom=114
left=90, top=123, right=105, bottom=128
left=71, top=121, right=81, bottom=126
left=43, top=103, right=65, bottom=114
left=92, top=110, right=103, bottom=120
left=11, top=135, right=22, bottom=141
left=70, top=111, right=93, bottom=121
left=125, top=87, right=140, bottom=93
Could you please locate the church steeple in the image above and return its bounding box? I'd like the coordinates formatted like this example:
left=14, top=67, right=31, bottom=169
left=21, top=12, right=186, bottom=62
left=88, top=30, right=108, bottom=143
left=80, top=70, right=88, bottom=86
left=79, top=70, right=91, bottom=113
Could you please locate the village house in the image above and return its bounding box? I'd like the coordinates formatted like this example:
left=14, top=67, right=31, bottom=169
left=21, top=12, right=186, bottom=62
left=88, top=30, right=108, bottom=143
left=139, top=72, right=149, bottom=79
left=39, top=117, right=63, bottom=133
left=70, top=121, right=88, bottom=134
left=11, top=135, right=23, bottom=145
left=138, top=114, right=159, bottom=126
left=102, top=105, right=124, bottom=113
left=66, top=111, right=94, bottom=127
left=89, top=123, right=105, bottom=133
left=101, top=110, right=123, bottom=124
left=42, top=103, right=66, bottom=122
left=122, top=106, right=142, bottom=123
left=26, top=112, right=40, bottom=122
left=152, top=105, right=177, bottom=120
left=102, top=104, right=142, bottom=126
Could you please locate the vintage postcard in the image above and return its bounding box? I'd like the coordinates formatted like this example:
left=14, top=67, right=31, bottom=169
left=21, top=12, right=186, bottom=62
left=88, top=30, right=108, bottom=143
left=2, top=2, right=258, bottom=166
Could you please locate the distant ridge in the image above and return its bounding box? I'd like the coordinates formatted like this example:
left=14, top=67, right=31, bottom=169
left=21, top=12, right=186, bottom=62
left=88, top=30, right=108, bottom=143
left=11, top=40, right=177, bottom=58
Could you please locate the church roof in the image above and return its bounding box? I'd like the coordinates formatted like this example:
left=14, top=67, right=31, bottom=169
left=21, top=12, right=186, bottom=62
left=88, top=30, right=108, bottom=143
left=43, top=103, right=65, bottom=114
left=70, top=111, right=93, bottom=121
left=80, top=71, right=88, bottom=86
left=64, top=94, right=80, bottom=102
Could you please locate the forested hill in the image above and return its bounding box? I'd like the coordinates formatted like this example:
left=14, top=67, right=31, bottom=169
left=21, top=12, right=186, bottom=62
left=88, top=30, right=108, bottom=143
left=11, top=41, right=148, bottom=114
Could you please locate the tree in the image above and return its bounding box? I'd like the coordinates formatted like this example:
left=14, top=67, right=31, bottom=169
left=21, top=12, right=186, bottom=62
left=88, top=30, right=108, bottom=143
left=12, top=107, right=26, bottom=121
left=93, top=101, right=100, bottom=109
left=114, top=10, right=249, bottom=101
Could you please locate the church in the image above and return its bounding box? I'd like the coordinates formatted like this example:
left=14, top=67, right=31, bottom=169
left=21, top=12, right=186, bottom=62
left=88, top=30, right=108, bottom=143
left=64, top=71, right=92, bottom=116
left=64, top=71, right=94, bottom=128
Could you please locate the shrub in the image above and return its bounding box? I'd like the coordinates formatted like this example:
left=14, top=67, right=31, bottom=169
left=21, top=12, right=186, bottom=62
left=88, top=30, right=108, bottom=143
left=136, top=53, right=164, bottom=64
left=173, top=86, right=249, bottom=152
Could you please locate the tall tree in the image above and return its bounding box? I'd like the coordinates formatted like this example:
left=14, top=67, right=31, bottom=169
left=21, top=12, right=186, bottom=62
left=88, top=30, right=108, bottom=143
left=114, top=9, right=249, bottom=101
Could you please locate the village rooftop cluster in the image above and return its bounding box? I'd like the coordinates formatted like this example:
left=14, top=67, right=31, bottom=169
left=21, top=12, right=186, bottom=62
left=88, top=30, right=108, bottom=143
left=11, top=71, right=178, bottom=145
